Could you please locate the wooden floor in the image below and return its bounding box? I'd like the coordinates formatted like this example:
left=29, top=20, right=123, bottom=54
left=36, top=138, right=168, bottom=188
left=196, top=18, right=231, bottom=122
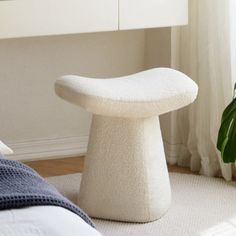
left=24, top=156, right=197, bottom=178
left=25, top=157, right=85, bottom=177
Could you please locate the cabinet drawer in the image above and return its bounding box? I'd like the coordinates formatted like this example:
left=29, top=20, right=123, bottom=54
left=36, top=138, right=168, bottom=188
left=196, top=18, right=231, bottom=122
left=0, top=0, right=118, bottom=39
left=119, top=0, right=188, bottom=30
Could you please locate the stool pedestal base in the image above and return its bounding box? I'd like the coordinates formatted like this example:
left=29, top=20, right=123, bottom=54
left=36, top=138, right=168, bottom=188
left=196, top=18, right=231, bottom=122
left=78, top=115, right=171, bottom=222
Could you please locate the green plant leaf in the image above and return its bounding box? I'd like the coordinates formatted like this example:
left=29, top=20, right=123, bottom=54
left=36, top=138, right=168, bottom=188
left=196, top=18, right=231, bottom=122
left=221, top=83, right=236, bottom=121
left=221, top=117, right=236, bottom=163
left=217, top=83, right=236, bottom=163
left=217, top=104, right=236, bottom=151
left=221, top=98, right=236, bottom=122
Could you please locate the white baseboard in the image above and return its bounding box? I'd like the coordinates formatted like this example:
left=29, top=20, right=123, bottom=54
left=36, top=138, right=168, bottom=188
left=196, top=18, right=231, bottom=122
left=6, top=135, right=89, bottom=161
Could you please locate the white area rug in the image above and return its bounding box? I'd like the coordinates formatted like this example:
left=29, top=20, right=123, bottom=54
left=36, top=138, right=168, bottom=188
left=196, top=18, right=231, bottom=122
left=47, top=173, right=236, bottom=236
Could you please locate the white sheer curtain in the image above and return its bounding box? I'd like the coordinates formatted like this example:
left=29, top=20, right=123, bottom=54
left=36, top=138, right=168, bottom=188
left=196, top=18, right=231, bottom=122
left=230, top=0, right=236, bottom=86
left=163, top=0, right=235, bottom=180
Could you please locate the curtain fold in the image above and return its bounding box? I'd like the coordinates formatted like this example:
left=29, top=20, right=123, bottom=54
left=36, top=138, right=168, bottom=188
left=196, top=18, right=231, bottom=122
left=164, top=0, right=234, bottom=180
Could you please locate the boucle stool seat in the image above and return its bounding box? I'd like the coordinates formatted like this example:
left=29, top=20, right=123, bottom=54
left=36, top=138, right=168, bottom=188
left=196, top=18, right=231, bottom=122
left=55, top=68, right=198, bottom=223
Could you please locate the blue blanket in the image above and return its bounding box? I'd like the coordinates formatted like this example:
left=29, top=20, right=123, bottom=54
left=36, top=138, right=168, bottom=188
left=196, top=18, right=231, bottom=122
left=0, top=154, right=94, bottom=227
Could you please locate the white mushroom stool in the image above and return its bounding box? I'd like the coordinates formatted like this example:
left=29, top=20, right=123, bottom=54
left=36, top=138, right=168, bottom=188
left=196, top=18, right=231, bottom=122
left=55, top=68, right=198, bottom=223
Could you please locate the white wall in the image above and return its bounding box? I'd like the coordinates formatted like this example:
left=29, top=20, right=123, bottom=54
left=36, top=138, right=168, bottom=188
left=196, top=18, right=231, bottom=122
left=0, top=30, right=146, bottom=160
left=145, top=28, right=171, bottom=68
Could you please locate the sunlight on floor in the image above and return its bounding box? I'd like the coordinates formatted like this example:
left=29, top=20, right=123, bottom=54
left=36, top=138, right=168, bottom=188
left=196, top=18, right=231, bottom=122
left=200, top=216, right=236, bottom=236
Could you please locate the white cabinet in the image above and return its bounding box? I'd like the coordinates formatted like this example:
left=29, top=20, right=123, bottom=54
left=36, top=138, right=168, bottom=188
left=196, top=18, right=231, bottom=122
left=119, top=0, right=188, bottom=30
left=0, top=0, right=188, bottom=39
left=0, top=0, right=118, bottom=39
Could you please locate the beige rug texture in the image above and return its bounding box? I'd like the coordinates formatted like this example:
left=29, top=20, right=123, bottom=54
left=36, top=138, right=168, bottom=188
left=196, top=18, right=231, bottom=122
left=47, top=173, right=236, bottom=236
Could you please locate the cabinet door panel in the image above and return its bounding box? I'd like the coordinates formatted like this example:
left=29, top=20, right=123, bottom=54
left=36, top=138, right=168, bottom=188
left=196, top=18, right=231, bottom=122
left=0, top=0, right=118, bottom=39
left=119, top=0, right=188, bottom=30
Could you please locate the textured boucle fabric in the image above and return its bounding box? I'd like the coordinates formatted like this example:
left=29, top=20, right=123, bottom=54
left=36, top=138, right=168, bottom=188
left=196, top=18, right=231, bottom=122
left=0, top=155, right=94, bottom=227
left=54, top=68, right=198, bottom=222
left=78, top=115, right=171, bottom=222
left=55, top=68, right=198, bottom=118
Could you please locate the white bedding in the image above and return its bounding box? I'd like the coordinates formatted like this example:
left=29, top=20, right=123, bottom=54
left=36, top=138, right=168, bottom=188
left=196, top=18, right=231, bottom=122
left=0, top=206, right=101, bottom=236
left=0, top=141, right=13, bottom=155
